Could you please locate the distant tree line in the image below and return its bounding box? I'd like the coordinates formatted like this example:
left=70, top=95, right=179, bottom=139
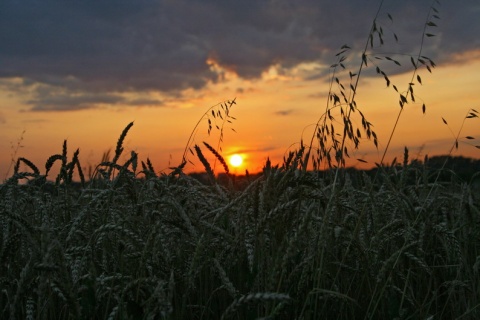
left=422, top=155, right=480, bottom=181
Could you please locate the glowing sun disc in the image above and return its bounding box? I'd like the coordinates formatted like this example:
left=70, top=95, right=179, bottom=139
left=229, top=154, right=243, bottom=167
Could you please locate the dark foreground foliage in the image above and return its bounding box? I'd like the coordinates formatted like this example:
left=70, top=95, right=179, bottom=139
left=1, top=150, right=480, bottom=319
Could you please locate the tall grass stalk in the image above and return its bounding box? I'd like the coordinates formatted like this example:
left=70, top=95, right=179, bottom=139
left=182, top=98, right=237, bottom=173
left=3, top=130, right=26, bottom=181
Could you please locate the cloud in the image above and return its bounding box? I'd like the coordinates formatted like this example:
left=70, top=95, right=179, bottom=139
left=126, top=98, right=164, bottom=107
left=274, top=109, right=294, bottom=116
left=0, top=0, right=478, bottom=111
left=28, top=93, right=125, bottom=111
left=27, top=91, right=165, bottom=111
left=234, top=146, right=279, bottom=155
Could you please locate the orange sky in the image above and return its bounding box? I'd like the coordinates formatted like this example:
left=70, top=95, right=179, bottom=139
left=1, top=50, right=479, bottom=180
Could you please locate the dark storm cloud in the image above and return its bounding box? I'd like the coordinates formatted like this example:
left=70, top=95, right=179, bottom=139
left=0, top=0, right=478, bottom=111
left=25, top=89, right=163, bottom=111
left=28, top=91, right=126, bottom=111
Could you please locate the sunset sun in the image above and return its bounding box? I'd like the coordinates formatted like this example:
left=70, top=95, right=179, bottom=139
left=229, top=154, right=243, bottom=167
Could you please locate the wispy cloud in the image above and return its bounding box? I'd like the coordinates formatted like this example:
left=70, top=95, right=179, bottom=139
left=274, top=109, right=295, bottom=116
left=230, top=146, right=279, bottom=155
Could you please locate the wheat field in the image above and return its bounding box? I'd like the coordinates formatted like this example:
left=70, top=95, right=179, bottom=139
left=1, top=132, right=480, bottom=319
